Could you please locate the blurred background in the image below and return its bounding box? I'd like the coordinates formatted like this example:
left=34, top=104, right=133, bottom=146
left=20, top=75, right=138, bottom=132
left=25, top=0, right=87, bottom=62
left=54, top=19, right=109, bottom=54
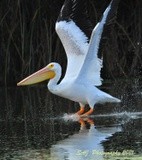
left=1, top=1, right=142, bottom=159
left=0, top=0, right=142, bottom=86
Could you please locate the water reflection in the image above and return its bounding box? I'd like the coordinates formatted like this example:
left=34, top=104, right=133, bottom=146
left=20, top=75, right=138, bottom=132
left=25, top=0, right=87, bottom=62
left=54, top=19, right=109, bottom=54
left=50, top=118, right=122, bottom=160
left=0, top=79, right=142, bottom=159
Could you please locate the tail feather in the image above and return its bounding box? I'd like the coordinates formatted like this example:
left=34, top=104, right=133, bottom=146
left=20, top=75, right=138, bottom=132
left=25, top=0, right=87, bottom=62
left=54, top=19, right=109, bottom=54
left=98, top=91, right=121, bottom=104
left=105, top=95, right=121, bottom=103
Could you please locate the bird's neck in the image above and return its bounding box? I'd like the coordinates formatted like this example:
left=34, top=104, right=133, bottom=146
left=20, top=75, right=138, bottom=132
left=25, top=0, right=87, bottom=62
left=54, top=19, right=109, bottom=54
left=47, top=68, right=62, bottom=94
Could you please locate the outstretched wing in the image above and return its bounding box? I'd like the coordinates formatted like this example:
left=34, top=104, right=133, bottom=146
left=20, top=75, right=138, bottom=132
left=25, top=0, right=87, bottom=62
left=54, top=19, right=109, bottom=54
left=76, top=0, right=120, bottom=86
left=55, top=0, right=93, bottom=83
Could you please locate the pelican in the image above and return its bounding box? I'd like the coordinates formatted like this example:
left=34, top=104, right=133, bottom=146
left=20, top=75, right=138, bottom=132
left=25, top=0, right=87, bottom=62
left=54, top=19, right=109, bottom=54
left=17, top=0, right=121, bottom=117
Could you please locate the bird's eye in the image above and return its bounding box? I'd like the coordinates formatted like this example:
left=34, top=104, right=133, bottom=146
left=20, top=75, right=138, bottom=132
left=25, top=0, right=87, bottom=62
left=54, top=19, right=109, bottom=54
left=50, top=64, right=54, bottom=68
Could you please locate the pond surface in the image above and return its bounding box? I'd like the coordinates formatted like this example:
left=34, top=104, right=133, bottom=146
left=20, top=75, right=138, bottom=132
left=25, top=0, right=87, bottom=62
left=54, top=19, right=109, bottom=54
left=0, top=79, right=142, bottom=160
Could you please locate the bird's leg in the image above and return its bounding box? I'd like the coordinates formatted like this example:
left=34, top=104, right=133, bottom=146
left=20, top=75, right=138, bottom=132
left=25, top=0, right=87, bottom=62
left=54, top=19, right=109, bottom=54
left=80, top=108, right=94, bottom=117
left=78, top=118, right=86, bottom=127
left=76, top=103, right=85, bottom=115
left=86, top=118, right=94, bottom=125
left=77, top=107, right=85, bottom=115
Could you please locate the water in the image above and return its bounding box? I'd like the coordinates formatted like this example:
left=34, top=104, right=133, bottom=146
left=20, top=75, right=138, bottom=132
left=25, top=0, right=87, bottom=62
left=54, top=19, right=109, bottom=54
left=0, top=79, right=142, bottom=160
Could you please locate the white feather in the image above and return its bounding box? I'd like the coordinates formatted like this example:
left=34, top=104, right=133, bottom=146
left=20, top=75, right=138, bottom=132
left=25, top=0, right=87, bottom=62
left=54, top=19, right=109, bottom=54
left=55, top=4, right=111, bottom=86
left=56, top=20, right=89, bottom=83
left=76, top=3, right=112, bottom=85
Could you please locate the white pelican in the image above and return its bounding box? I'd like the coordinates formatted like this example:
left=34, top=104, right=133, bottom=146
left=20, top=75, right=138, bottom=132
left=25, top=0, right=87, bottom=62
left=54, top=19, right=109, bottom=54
left=17, top=0, right=121, bottom=117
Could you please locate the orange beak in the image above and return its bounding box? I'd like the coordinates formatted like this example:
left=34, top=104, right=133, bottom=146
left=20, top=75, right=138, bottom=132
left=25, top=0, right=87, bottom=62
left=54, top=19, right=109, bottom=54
left=17, top=66, right=55, bottom=86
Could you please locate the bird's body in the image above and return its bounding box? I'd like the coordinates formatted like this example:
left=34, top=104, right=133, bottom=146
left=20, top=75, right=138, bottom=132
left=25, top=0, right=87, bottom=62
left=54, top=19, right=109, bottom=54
left=17, top=0, right=121, bottom=116
left=47, top=62, right=120, bottom=108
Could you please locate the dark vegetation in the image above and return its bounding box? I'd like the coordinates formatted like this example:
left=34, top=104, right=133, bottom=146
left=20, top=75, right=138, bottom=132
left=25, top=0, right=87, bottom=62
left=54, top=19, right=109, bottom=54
left=0, top=0, right=142, bottom=86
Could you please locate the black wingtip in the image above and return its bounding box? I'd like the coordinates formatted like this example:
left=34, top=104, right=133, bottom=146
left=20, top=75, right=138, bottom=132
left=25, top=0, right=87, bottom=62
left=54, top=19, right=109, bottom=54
left=57, top=0, right=93, bottom=40
left=57, top=0, right=72, bottom=22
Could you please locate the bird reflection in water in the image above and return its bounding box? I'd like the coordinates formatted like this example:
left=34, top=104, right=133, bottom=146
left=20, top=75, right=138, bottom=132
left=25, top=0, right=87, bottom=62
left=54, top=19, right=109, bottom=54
left=49, top=117, right=122, bottom=160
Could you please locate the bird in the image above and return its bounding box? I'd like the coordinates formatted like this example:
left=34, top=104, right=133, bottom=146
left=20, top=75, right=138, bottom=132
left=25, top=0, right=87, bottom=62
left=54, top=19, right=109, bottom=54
left=17, top=0, right=121, bottom=117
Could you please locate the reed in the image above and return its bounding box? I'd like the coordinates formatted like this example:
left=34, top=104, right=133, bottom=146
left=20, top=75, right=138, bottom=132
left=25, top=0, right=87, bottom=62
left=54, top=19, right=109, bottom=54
left=0, top=0, right=142, bottom=86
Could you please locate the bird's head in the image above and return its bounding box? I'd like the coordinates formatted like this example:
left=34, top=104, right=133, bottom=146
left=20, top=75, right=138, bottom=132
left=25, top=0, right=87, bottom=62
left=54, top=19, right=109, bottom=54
left=46, top=62, right=61, bottom=73
left=17, top=62, right=61, bottom=86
